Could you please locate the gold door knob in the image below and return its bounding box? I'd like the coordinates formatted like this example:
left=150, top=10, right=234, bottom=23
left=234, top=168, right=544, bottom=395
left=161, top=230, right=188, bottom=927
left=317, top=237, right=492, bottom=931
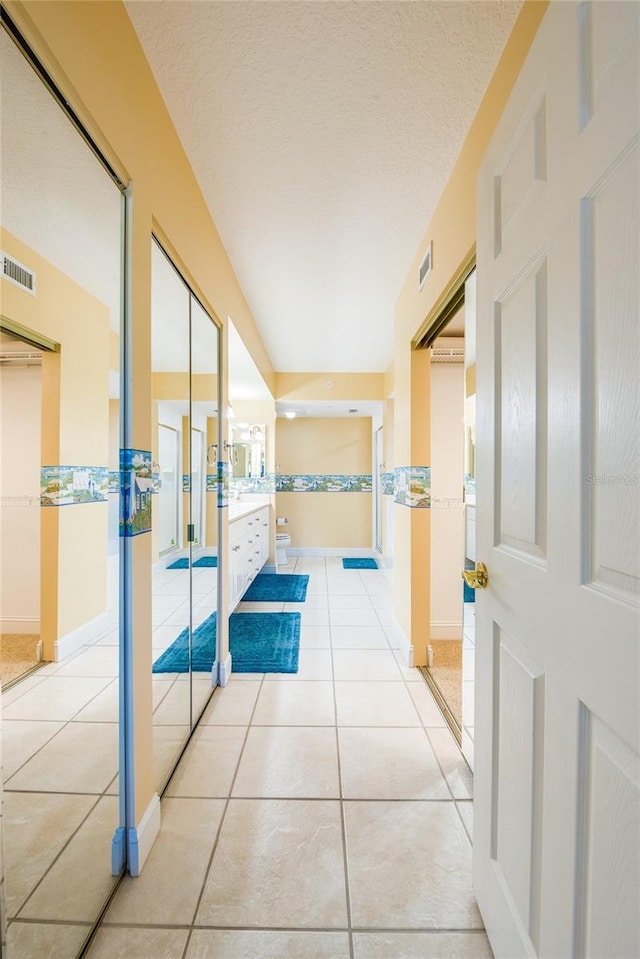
left=462, top=562, right=489, bottom=589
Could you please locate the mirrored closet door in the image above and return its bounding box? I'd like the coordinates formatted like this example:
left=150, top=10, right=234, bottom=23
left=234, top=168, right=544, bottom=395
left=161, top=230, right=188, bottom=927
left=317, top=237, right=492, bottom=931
left=1, top=22, right=125, bottom=958
left=150, top=239, right=220, bottom=790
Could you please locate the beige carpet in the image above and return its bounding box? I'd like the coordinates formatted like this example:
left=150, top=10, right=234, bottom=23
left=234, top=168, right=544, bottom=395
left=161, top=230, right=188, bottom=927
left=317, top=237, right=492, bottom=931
left=427, top=639, right=462, bottom=727
left=1, top=633, right=43, bottom=687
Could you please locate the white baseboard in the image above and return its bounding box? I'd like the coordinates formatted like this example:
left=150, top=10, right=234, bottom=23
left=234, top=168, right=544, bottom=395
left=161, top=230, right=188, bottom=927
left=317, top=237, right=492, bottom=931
left=217, top=652, right=232, bottom=686
left=0, top=617, right=40, bottom=635
left=430, top=622, right=463, bottom=640
left=55, top=612, right=112, bottom=661
left=127, top=792, right=161, bottom=876
left=288, top=547, right=377, bottom=558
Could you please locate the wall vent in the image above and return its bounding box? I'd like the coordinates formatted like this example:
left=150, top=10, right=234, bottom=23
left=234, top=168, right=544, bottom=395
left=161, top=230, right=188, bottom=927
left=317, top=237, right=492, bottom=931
left=431, top=336, right=465, bottom=363
left=1, top=251, right=36, bottom=295
left=418, top=241, right=433, bottom=289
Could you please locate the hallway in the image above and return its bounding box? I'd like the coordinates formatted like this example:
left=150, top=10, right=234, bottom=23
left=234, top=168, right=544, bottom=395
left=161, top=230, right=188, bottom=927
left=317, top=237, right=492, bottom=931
left=85, top=557, right=490, bottom=958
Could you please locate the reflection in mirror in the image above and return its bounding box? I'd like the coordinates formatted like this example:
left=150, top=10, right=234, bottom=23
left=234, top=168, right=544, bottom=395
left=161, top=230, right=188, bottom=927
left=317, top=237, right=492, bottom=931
left=230, top=422, right=266, bottom=479
left=189, top=295, right=219, bottom=725
left=150, top=239, right=192, bottom=790
left=1, top=24, right=123, bottom=958
left=149, top=241, right=220, bottom=775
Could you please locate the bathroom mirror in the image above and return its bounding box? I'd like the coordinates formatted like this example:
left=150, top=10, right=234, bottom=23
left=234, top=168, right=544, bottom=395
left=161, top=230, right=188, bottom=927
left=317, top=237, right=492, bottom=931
left=1, top=22, right=124, bottom=957
left=230, top=422, right=266, bottom=479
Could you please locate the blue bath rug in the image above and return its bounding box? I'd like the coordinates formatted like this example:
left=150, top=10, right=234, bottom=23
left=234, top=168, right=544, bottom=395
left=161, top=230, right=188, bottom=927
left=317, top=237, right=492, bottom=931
left=463, top=580, right=476, bottom=603
left=152, top=612, right=217, bottom=672
left=152, top=610, right=300, bottom=674
left=342, top=557, right=378, bottom=569
left=167, top=556, right=218, bottom=570
left=230, top=612, right=300, bottom=673
left=243, top=573, right=308, bottom=603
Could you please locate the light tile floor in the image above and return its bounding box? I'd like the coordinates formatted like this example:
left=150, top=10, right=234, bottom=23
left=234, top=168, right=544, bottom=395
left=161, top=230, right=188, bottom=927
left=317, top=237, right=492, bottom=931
left=86, top=556, right=490, bottom=959
left=3, top=557, right=218, bottom=958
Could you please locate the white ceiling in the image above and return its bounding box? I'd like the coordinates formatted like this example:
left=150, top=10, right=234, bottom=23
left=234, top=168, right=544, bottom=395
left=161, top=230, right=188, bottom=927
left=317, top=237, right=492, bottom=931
left=125, top=0, right=521, bottom=374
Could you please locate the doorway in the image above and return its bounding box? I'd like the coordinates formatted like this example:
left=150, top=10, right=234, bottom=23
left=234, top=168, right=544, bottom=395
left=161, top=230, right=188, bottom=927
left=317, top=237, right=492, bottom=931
left=0, top=329, right=47, bottom=687
left=418, top=268, right=476, bottom=748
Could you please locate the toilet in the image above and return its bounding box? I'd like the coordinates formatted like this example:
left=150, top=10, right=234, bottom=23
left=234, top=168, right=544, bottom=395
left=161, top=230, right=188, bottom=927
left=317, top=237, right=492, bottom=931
left=276, top=533, right=291, bottom=566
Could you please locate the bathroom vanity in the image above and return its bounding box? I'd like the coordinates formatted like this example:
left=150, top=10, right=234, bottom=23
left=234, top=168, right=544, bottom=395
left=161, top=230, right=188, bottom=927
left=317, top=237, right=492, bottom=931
left=228, top=503, right=270, bottom=610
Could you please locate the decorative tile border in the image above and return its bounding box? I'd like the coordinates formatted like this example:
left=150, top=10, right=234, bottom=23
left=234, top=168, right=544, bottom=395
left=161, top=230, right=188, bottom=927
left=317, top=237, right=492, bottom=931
left=108, top=470, right=120, bottom=494
left=151, top=469, right=161, bottom=494
left=230, top=474, right=276, bottom=495
left=120, top=449, right=153, bottom=536
left=381, top=471, right=395, bottom=496
left=41, top=466, right=109, bottom=506
left=182, top=474, right=190, bottom=493
left=464, top=473, right=476, bottom=495
left=218, top=461, right=229, bottom=508
left=206, top=473, right=217, bottom=493
left=394, top=466, right=431, bottom=508
left=275, top=473, right=372, bottom=493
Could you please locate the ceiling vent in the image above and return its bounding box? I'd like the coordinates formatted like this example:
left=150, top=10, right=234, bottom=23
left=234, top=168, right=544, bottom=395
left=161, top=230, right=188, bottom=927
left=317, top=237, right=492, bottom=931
left=431, top=336, right=465, bottom=364
left=2, top=251, right=36, bottom=295
left=418, top=241, right=433, bottom=289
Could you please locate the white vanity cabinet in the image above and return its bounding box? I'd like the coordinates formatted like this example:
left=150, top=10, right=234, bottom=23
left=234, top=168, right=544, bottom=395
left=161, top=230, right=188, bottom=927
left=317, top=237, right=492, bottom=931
left=229, top=505, right=270, bottom=610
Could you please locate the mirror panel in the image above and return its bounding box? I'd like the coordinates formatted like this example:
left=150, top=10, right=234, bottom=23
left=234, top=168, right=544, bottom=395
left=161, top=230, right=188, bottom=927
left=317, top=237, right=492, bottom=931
left=190, top=294, right=219, bottom=725
left=230, top=422, right=265, bottom=480
left=1, top=25, right=123, bottom=957
left=150, top=239, right=192, bottom=790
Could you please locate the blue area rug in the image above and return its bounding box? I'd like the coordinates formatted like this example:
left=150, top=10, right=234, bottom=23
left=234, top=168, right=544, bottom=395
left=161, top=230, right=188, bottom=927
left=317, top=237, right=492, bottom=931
left=243, top=573, right=308, bottom=603
left=152, top=612, right=217, bottom=672
left=230, top=612, right=300, bottom=673
left=167, top=556, right=218, bottom=570
left=152, top=611, right=300, bottom=674
left=342, top=557, right=378, bottom=569
left=463, top=580, right=475, bottom=603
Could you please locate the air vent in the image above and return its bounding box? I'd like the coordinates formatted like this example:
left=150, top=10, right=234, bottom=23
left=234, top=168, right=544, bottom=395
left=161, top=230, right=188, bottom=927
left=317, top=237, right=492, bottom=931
left=431, top=336, right=465, bottom=364
left=0, top=351, right=42, bottom=365
left=1, top=251, right=36, bottom=295
left=418, top=241, right=433, bottom=289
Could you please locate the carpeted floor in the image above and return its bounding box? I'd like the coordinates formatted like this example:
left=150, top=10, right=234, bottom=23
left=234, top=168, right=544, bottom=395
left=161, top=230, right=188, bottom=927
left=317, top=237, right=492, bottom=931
left=427, top=639, right=462, bottom=726
left=1, top=634, right=43, bottom=687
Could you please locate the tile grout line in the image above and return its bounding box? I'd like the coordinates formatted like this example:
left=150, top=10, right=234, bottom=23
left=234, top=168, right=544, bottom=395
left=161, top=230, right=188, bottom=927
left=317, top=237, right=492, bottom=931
left=181, top=671, right=267, bottom=951
left=326, top=558, right=356, bottom=959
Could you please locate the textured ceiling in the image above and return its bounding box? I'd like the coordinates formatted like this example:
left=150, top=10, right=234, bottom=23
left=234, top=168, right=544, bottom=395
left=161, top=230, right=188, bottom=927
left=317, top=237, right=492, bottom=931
left=126, top=0, right=521, bottom=374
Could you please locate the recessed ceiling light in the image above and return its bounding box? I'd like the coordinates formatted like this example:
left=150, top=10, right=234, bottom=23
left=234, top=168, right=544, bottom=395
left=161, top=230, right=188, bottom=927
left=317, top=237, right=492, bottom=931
left=284, top=410, right=296, bottom=419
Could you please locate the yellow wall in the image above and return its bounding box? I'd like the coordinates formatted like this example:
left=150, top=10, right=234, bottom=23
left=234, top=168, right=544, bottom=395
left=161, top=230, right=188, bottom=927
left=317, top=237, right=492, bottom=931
left=392, top=0, right=547, bottom=664
left=276, top=418, right=372, bottom=548
left=1, top=230, right=111, bottom=657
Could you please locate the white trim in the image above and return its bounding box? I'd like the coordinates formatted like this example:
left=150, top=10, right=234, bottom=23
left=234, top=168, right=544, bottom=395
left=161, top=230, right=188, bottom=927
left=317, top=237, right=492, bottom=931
left=288, top=547, right=377, bottom=558
left=430, top=622, right=463, bottom=640
left=54, top=612, right=112, bottom=661
left=128, top=792, right=161, bottom=877
left=0, top=616, right=40, bottom=634
left=217, top=652, right=232, bottom=686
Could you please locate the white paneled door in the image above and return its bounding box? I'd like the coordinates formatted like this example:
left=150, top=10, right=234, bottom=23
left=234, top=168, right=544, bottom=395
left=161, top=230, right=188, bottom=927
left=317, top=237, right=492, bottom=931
left=474, top=3, right=639, bottom=958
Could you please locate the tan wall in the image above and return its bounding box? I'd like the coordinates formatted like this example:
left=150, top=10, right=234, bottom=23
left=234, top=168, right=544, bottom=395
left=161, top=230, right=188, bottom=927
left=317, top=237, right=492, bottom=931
left=276, top=417, right=372, bottom=548
left=1, top=230, right=111, bottom=657
left=392, top=1, right=547, bottom=663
